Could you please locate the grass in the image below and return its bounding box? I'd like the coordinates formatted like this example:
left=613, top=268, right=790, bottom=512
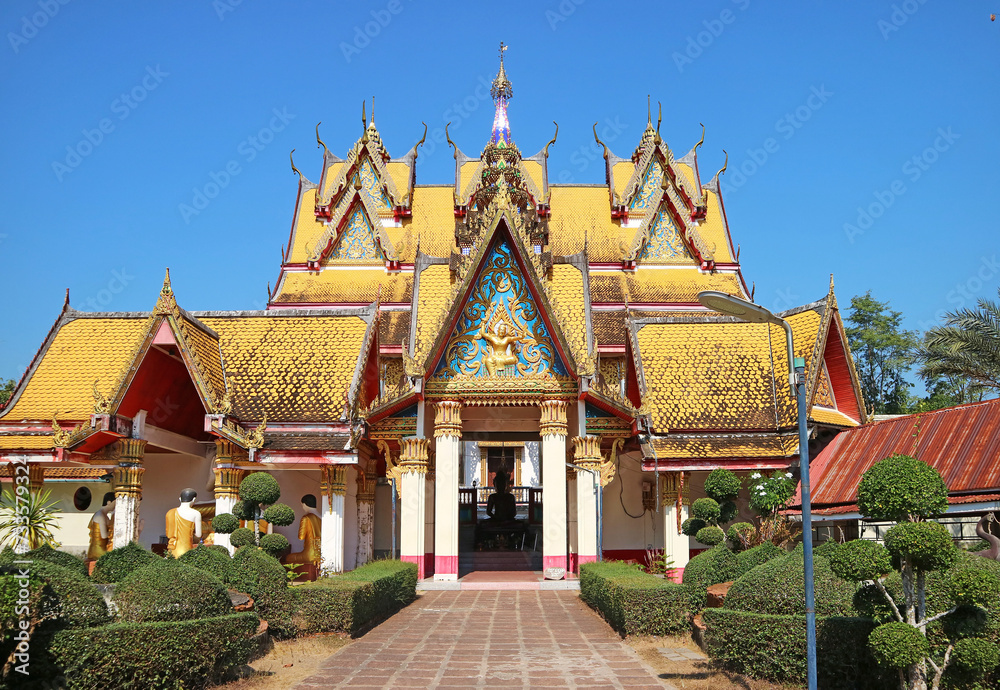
left=214, top=634, right=350, bottom=690
left=629, top=635, right=801, bottom=690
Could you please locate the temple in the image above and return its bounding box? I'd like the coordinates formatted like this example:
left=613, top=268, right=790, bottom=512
left=0, top=47, right=867, bottom=580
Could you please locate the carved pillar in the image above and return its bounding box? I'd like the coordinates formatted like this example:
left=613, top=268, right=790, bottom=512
left=433, top=401, right=462, bottom=581
left=539, top=400, right=568, bottom=576
left=573, top=435, right=602, bottom=567
left=356, top=468, right=376, bottom=568
left=27, top=463, right=44, bottom=494
left=213, top=440, right=244, bottom=554
left=662, top=471, right=691, bottom=582
left=399, top=436, right=430, bottom=579
left=320, top=465, right=347, bottom=574
left=112, top=438, right=147, bottom=548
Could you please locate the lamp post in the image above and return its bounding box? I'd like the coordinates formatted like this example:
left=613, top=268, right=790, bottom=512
left=697, top=290, right=817, bottom=690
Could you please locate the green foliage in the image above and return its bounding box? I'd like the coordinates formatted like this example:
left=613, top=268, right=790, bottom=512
left=23, top=544, right=87, bottom=577
left=291, top=560, right=418, bottom=635
left=813, top=540, right=842, bottom=559
left=718, top=500, right=738, bottom=524
left=113, top=559, right=233, bottom=623
left=0, top=487, right=61, bottom=550
left=727, top=522, right=755, bottom=548
left=259, top=533, right=290, bottom=559
left=229, top=545, right=292, bottom=637
left=231, top=500, right=254, bottom=521
left=884, top=520, right=957, bottom=571
left=829, top=539, right=892, bottom=582
left=0, top=560, right=109, bottom=629
left=869, top=621, right=929, bottom=668
left=682, top=545, right=738, bottom=609
left=178, top=544, right=233, bottom=582
left=919, top=287, right=1000, bottom=399
left=90, top=542, right=159, bottom=584
left=31, top=613, right=259, bottom=690
left=695, top=526, right=725, bottom=546
left=856, top=454, right=949, bottom=521
left=747, top=470, right=797, bottom=517
left=951, top=637, right=1000, bottom=675
left=691, top=497, right=721, bottom=523
left=734, top=542, right=783, bottom=578
left=951, top=568, right=1000, bottom=608
left=0, top=378, right=14, bottom=406
left=262, top=503, right=295, bottom=527
left=239, top=472, right=281, bottom=505
left=230, top=527, right=255, bottom=548
left=579, top=561, right=691, bottom=636
left=845, top=291, right=918, bottom=415
left=703, top=609, right=886, bottom=688
left=680, top=517, right=706, bottom=536
left=211, top=512, right=239, bottom=534
left=725, top=548, right=857, bottom=617
left=704, top=469, right=741, bottom=502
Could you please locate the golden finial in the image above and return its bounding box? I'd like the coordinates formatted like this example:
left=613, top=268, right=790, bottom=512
left=491, top=42, right=512, bottom=100
left=695, top=123, right=705, bottom=152
left=647, top=95, right=651, bottom=125
left=92, top=380, right=111, bottom=414
left=316, top=122, right=329, bottom=159
left=361, top=101, right=366, bottom=133
left=593, top=123, right=610, bottom=161
left=656, top=102, right=663, bottom=137
left=445, top=122, right=457, bottom=160
left=829, top=273, right=835, bottom=293
left=416, top=122, right=428, bottom=149
left=715, top=150, right=728, bottom=179
left=289, top=149, right=302, bottom=179
left=162, top=268, right=172, bottom=295
left=542, top=121, right=558, bottom=159
left=246, top=413, right=267, bottom=449
left=371, top=96, right=375, bottom=124
left=64, top=288, right=70, bottom=307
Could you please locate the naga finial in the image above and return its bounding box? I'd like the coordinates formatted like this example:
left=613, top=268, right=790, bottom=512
left=829, top=273, right=835, bottom=293
left=695, top=123, right=706, bottom=152
left=316, top=122, right=329, bottom=159
left=593, top=123, right=610, bottom=161
left=64, top=288, right=70, bottom=307
left=361, top=101, right=367, bottom=133
left=542, top=121, right=558, bottom=159
left=416, top=122, right=428, bottom=149
left=162, top=268, right=172, bottom=295
left=445, top=122, right=457, bottom=160
left=289, top=149, right=303, bottom=179
left=656, top=102, right=663, bottom=137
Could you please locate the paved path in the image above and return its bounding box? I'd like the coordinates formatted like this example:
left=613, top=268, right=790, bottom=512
left=296, top=590, right=669, bottom=689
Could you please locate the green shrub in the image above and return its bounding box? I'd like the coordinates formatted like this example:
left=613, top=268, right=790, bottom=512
left=90, top=542, right=159, bottom=584
left=681, top=517, right=705, bottom=535
left=727, top=522, right=754, bottom=546
left=22, top=545, right=88, bottom=577
left=829, top=539, right=892, bottom=582
left=682, top=545, right=738, bottom=609
left=884, top=521, right=957, bottom=571
left=262, top=503, right=295, bottom=527
left=869, top=621, right=929, bottom=668
left=734, top=542, right=783, bottom=578
left=813, top=540, right=842, bottom=559
left=259, top=533, right=290, bottom=559
left=704, top=468, right=741, bottom=502
left=0, top=561, right=108, bottom=629
left=856, top=454, right=949, bottom=521
left=579, top=561, right=690, bottom=636
left=211, top=513, right=239, bottom=534
left=725, top=549, right=857, bottom=617
left=28, top=613, right=259, bottom=690
left=113, top=559, right=233, bottom=623
left=951, top=568, right=1000, bottom=608
left=717, top=500, right=737, bottom=524
left=231, top=500, right=254, bottom=521
left=702, top=608, right=887, bottom=688
left=695, top=526, right=724, bottom=546
left=691, top=497, right=721, bottom=523
left=240, top=472, right=281, bottom=505
left=229, top=546, right=293, bottom=637
left=230, top=527, right=254, bottom=548
left=177, top=545, right=233, bottom=585
left=952, top=637, right=1000, bottom=675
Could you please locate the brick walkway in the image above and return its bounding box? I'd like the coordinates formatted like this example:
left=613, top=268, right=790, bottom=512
left=296, top=590, right=670, bottom=689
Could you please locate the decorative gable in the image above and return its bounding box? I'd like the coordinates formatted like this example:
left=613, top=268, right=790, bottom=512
left=327, top=206, right=384, bottom=262
left=629, top=157, right=664, bottom=213
left=635, top=209, right=695, bottom=263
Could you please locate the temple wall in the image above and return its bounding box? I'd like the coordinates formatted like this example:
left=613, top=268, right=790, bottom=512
left=36, top=481, right=107, bottom=557
left=140, top=452, right=210, bottom=550
left=373, top=482, right=399, bottom=556
left=600, top=452, right=662, bottom=559
left=343, top=466, right=358, bottom=571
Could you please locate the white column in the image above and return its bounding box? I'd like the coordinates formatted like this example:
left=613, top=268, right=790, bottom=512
left=112, top=439, right=147, bottom=548
left=320, top=465, right=347, bottom=574
left=213, top=441, right=243, bottom=554
left=663, top=472, right=691, bottom=583
left=573, top=436, right=601, bottom=567
left=433, top=402, right=462, bottom=580
left=399, top=437, right=430, bottom=579
left=540, top=400, right=569, bottom=576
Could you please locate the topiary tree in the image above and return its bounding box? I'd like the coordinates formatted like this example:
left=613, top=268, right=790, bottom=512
left=829, top=455, right=998, bottom=690
left=683, top=469, right=741, bottom=546
left=259, top=533, right=290, bottom=559
left=178, top=543, right=233, bottom=583
left=212, top=472, right=295, bottom=547
left=113, top=558, right=234, bottom=623
left=229, top=527, right=255, bottom=548
left=90, top=541, right=160, bottom=583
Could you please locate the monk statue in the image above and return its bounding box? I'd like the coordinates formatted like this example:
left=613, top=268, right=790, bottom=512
left=286, top=494, right=321, bottom=565
left=485, top=470, right=518, bottom=523
left=87, top=492, right=115, bottom=560
left=480, top=321, right=519, bottom=377
left=165, top=488, right=202, bottom=558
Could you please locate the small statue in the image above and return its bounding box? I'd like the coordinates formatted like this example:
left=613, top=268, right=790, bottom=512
left=286, top=494, right=321, bottom=565
left=974, top=512, right=1000, bottom=561
left=87, top=492, right=115, bottom=560
left=485, top=470, right=518, bottom=523
left=165, top=488, right=202, bottom=558
left=480, top=321, right=519, bottom=377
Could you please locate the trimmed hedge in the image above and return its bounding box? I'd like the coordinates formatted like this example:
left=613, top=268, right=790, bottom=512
left=113, top=559, right=233, bottom=623
left=703, top=608, right=890, bottom=689
left=292, top=559, right=418, bottom=635
left=90, top=542, right=160, bottom=583
left=681, top=545, right=738, bottom=609
left=20, top=612, right=259, bottom=690
left=733, top=542, right=783, bottom=578
left=725, top=548, right=857, bottom=617
left=177, top=544, right=233, bottom=582
left=579, top=561, right=690, bottom=636
left=21, top=545, right=88, bottom=577
left=0, top=561, right=109, bottom=629
left=229, top=546, right=294, bottom=637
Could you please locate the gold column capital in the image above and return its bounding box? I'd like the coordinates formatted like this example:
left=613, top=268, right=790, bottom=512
left=356, top=469, right=376, bottom=503
left=113, top=465, right=145, bottom=500
left=660, top=471, right=690, bottom=507
left=399, top=436, right=431, bottom=474
left=113, top=438, right=147, bottom=463
left=214, top=438, right=237, bottom=465
left=433, top=401, right=463, bottom=438
left=572, top=435, right=602, bottom=470
left=214, top=467, right=244, bottom=500
left=538, top=400, right=568, bottom=437
left=321, top=465, right=348, bottom=497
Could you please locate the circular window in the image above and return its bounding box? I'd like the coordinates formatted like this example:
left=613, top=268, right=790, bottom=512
left=73, top=487, right=92, bottom=512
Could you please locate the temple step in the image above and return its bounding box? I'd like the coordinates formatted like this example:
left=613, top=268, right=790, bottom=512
left=459, top=551, right=542, bottom=571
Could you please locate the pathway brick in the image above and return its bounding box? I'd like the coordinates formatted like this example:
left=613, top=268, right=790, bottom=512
left=296, top=590, right=671, bottom=689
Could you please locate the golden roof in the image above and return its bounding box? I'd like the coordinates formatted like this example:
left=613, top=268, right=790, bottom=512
left=589, top=268, right=745, bottom=304
left=650, top=434, right=798, bottom=459
left=548, top=264, right=588, bottom=362
left=809, top=406, right=858, bottom=427
left=273, top=269, right=413, bottom=305
left=412, top=264, right=453, bottom=357
left=546, top=186, right=629, bottom=259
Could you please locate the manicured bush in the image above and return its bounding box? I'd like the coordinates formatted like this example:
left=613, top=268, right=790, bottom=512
left=240, top=472, right=281, bottom=505
left=717, top=500, right=738, bottom=524
left=734, top=541, right=783, bottom=578
left=695, top=526, right=724, bottom=546
left=704, top=468, right=741, bottom=502
left=113, top=558, right=233, bottom=623
left=262, top=503, right=295, bottom=527
left=259, top=533, right=290, bottom=559
left=231, top=500, right=254, bottom=521
left=0, top=560, right=108, bottom=630
left=177, top=545, right=234, bottom=586
left=22, top=544, right=88, bottom=577
left=211, top=512, right=239, bottom=534
left=579, top=561, right=690, bottom=636
left=725, top=548, right=857, bottom=617
left=727, top=522, right=754, bottom=546
left=813, top=540, right=842, bottom=559
left=229, top=545, right=293, bottom=637
left=702, top=608, right=887, bottom=688
left=680, top=517, right=705, bottom=535
left=681, top=545, right=738, bottom=609
left=869, top=621, right=929, bottom=668
left=856, top=454, right=949, bottom=521
left=951, top=568, right=1000, bottom=608
left=829, top=539, right=892, bottom=582
left=292, top=560, right=418, bottom=635
left=692, top=497, right=721, bottom=522
left=230, top=527, right=255, bottom=548
left=90, top=542, right=159, bottom=584
left=951, top=637, right=1000, bottom=675
left=884, top=520, right=957, bottom=571
left=30, top=612, right=259, bottom=690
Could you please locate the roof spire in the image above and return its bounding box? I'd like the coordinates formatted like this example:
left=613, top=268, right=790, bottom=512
left=162, top=267, right=172, bottom=295
left=490, top=42, right=512, bottom=146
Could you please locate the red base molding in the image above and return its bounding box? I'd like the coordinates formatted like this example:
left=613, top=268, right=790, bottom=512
left=542, top=555, right=568, bottom=573
left=434, top=554, right=458, bottom=576
left=401, top=554, right=425, bottom=580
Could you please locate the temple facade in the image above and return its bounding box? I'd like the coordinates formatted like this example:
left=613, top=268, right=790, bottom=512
left=0, top=49, right=867, bottom=580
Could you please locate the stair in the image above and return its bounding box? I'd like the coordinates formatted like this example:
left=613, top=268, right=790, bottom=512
left=458, top=550, right=542, bottom=573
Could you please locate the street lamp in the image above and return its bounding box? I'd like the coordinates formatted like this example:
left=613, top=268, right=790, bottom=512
left=697, top=290, right=817, bottom=690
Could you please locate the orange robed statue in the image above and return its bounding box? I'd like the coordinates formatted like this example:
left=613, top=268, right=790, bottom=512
left=87, top=492, right=116, bottom=560
left=286, top=494, right=321, bottom=565
left=165, top=488, right=202, bottom=558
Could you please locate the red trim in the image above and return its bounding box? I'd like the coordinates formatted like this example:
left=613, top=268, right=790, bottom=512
left=642, top=459, right=793, bottom=472
left=401, top=554, right=424, bottom=579
left=435, top=555, right=458, bottom=576
left=577, top=555, right=597, bottom=567
left=543, top=555, right=568, bottom=574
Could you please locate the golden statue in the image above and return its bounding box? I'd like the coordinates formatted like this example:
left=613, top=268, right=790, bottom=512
left=87, top=492, right=115, bottom=560
left=286, top=494, right=321, bottom=565
left=480, top=321, right=519, bottom=377
left=165, top=488, right=202, bottom=558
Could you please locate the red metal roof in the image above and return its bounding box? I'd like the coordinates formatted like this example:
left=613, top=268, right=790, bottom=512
left=802, top=398, right=1000, bottom=508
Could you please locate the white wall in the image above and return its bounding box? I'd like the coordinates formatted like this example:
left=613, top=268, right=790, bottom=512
left=38, top=482, right=109, bottom=557
left=600, top=451, right=662, bottom=553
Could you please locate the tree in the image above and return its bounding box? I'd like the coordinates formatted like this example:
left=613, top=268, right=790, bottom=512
left=0, top=379, right=14, bottom=407
left=682, top=469, right=740, bottom=546
left=918, top=288, right=1000, bottom=400
left=213, top=472, right=295, bottom=551
left=0, top=489, right=61, bottom=551
left=830, top=455, right=1000, bottom=690
left=846, top=292, right=919, bottom=415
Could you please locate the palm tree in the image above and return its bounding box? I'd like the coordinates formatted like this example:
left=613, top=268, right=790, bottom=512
left=919, top=289, right=1000, bottom=397
left=0, top=488, right=61, bottom=552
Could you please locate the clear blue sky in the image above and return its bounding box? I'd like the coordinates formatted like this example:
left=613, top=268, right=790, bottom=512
left=1, top=1, right=998, bottom=392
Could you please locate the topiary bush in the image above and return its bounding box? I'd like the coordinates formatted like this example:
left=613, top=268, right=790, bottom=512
left=725, top=548, right=857, bottom=617
left=211, top=512, right=239, bottom=534
left=692, top=497, right=721, bottom=523
left=113, top=558, right=233, bottom=623
left=829, top=539, right=892, bottom=582
left=884, top=520, right=957, bottom=571
left=727, top=522, right=755, bottom=547
left=230, top=527, right=254, bottom=548
left=869, top=621, right=929, bottom=668
left=90, top=542, right=160, bottom=584
left=229, top=545, right=294, bottom=638
left=579, top=561, right=691, bottom=636
left=178, top=544, right=233, bottom=583
left=813, top=540, right=842, bottom=559
left=704, top=468, right=741, bottom=502
left=259, top=533, right=290, bottom=559
left=682, top=545, right=738, bottom=609
left=262, top=503, right=295, bottom=527
left=1, top=560, right=109, bottom=630
left=856, top=454, right=949, bottom=522
left=240, top=472, right=282, bottom=506
left=734, top=541, right=783, bottom=578
left=22, top=544, right=88, bottom=577
left=683, top=470, right=742, bottom=545
left=695, top=526, right=724, bottom=546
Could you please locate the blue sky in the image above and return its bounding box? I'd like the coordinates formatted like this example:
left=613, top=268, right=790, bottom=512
left=1, top=1, right=998, bottom=392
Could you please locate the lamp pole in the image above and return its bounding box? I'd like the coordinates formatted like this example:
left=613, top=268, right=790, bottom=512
left=697, top=291, right=817, bottom=690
